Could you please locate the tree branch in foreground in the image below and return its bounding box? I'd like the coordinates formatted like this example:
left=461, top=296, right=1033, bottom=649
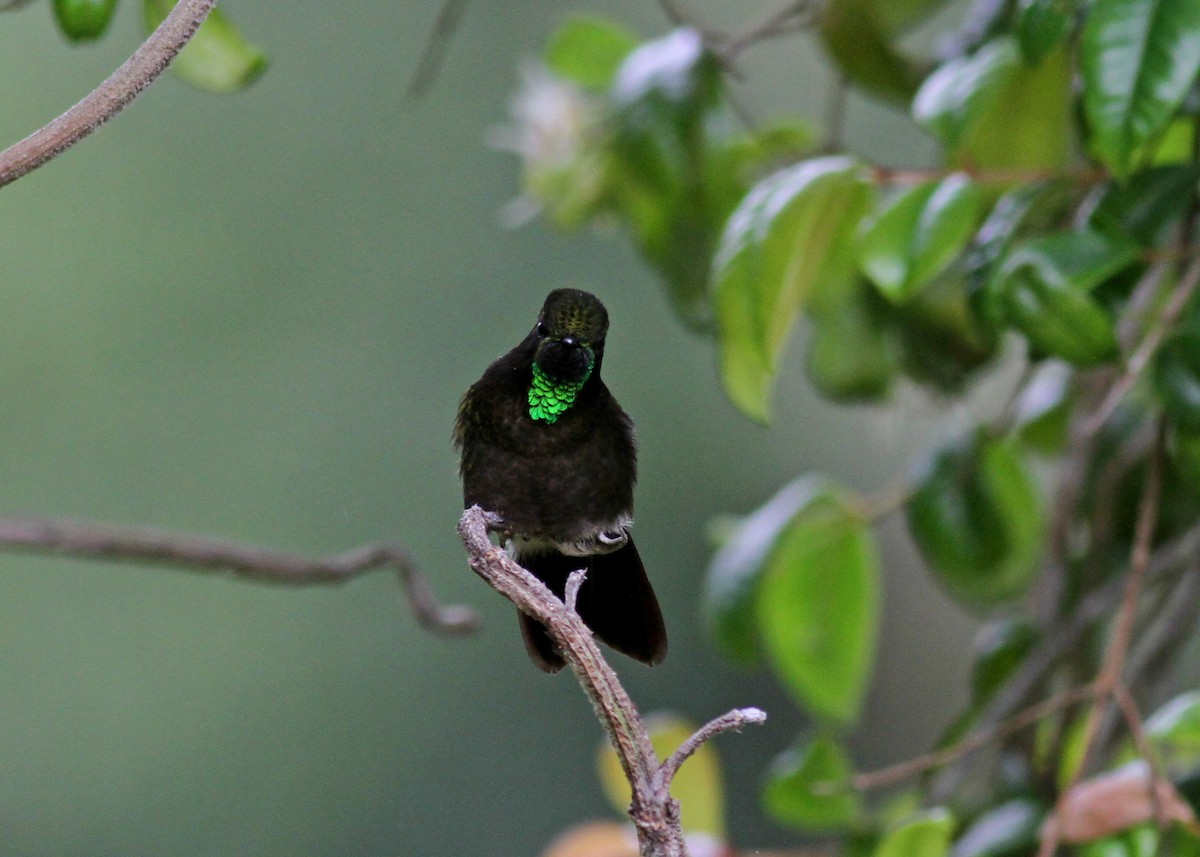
left=0, top=516, right=476, bottom=635
left=458, top=505, right=765, bottom=857
left=0, top=0, right=219, bottom=189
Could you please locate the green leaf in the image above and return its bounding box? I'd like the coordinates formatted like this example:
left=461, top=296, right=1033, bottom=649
left=703, top=476, right=829, bottom=665
left=1017, top=0, right=1072, bottom=65
left=1146, top=691, right=1200, bottom=771
left=952, top=799, right=1043, bottom=857
left=608, top=27, right=724, bottom=330
left=859, top=174, right=985, bottom=303
left=545, top=16, right=639, bottom=90
left=996, top=230, right=1137, bottom=366
left=713, top=157, right=873, bottom=421
left=907, top=433, right=1045, bottom=608
left=1154, top=329, right=1200, bottom=431
left=755, top=490, right=879, bottom=724
left=144, top=1, right=267, bottom=92
left=53, top=0, right=117, bottom=41
left=1089, top=165, right=1200, bottom=246
left=818, top=0, right=926, bottom=105
left=892, top=275, right=999, bottom=392
left=1012, top=365, right=1073, bottom=454
left=1082, top=0, right=1200, bottom=176
left=764, top=735, right=862, bottom=830
left=914, top=38, right=1072, bottom=170
left=806, top=279, right=896, bottom=402
left=597, top=713, right=726, bottom=837
left=874, top=808, right=955, bottom=857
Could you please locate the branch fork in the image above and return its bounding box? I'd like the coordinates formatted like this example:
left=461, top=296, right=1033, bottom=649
left=458, top=505, right=765, bottom=857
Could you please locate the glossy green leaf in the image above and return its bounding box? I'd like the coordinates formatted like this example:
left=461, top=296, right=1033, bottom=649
left=914, top=38, right=1072, bottom=169
left=713, top=157, right=873, bottom=422
left=1155, top=329, right=1200, bottom=431
left=951, top=799, right=1043, bottom=857
left=703, top=476, right=829, bottom=665
left=1017, top=0, right=1072, bottom=65
left=53, top=0, right=117, bottom=41
left=875, top=809, right=955, bottom=857
left=545, top=17, right=639, bottom=90
left=860, top=175, right=984, bottom=303
left=144, top=1, right=267, bottom=92
left=806, top=280, right=895, bottom=402
left=996, top=230, right=1137, bottom=366
left=1082, top=0, right=1200, bottom=175
left=907, top=433, right=1045, bottom=608
left=764, top=735, right=862, bottom=830
left=755, top=490, right=879, bottom=724
left=598, top=713, right=725, bottom=837
left=818, top=0, right=926, bottom=105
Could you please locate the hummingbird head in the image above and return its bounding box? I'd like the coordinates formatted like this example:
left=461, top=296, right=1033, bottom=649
left=531, top=289, right=608, bottom=383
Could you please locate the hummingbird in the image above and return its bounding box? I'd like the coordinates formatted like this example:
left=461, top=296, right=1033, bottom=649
left=454, top=289, right=667, bottom=672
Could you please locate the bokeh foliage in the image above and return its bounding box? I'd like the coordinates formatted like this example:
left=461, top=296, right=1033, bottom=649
left=503, top=0, right=1200, bottom=853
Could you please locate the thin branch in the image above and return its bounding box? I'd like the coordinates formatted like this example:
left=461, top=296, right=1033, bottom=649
left=871, top=164, right=1107, bottom=187
left=0, top=0, right=219, bottom=190
left=721, top=0, right=820, bottom=60
left=854, top=684, right=1096, bottom=792
left=660, top=707, right=767, bottom=789
left=1073, top=419, right=1166, bottom=768
left=404, top=0, right=472, bottom=101
left=458, top=506, right=763, bottom=857
left=1086, top=253, right=1200, bottom=435
left=0, top=515, right=477, bottom=635
left=564, top=568, right=586, bottom=614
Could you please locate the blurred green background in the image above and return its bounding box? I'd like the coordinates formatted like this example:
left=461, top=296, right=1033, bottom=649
left=0, top=1, right=986, bottom=854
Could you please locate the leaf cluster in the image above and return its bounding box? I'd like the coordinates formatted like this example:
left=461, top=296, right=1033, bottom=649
left=506, top=0, right=1200, bottom=854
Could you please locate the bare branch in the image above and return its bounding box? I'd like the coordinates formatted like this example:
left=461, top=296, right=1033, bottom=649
left=564, top=568, right=587, bottom=614
left=0, top=0, right=220, bottom=189
left=458, top=505, right=763, bottom=857
left=660, top=707, right=767, bottom=789
left=855, top=684, right=1096, bottom=792
left=0, top=515, right=477, bottom=635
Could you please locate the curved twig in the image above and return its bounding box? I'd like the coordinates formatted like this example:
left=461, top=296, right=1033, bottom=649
left=0, top=515, right=477, bottom=635
left=458, top=505, right=764, bottom=857
left=0, top=0, right=219, bottom=189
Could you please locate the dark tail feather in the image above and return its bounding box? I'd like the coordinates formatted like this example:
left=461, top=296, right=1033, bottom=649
left=578, top=538, right=667, bottom=666
left=516, top=540, right=667, bottom=673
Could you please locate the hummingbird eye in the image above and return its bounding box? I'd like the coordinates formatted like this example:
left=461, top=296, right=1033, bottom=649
left=536, top=321, right=548, bottom=338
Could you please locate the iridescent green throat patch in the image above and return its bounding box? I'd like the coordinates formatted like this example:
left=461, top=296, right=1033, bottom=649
left=529, top=362, right=591, bottom=424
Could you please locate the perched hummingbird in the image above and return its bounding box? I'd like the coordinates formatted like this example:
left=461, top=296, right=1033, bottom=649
left=454, top=289, right=667, bottom=672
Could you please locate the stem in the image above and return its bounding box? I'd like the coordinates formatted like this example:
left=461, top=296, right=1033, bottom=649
left=0, top=0, right=219, bottom=189
left=0, top=515, right=476, bottom=634
left=854, top=684, right=1096, bottom=792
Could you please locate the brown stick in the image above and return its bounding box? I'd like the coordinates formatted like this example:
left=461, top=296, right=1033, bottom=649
left=0, top=0, right=219, bottom=189
left=0, top=515, right=476, bottom=634
left=458, top=505, right=764, bottom=857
